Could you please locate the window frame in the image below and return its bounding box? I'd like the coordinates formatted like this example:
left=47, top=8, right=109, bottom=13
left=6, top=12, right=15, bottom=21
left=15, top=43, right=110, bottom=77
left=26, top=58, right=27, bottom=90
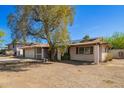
left=76, top=46, right=93, bottom=55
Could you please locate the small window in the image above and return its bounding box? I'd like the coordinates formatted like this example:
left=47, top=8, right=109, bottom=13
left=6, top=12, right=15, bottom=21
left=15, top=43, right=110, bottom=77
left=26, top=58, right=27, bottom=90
left=79, top=47, right=84, bottom=54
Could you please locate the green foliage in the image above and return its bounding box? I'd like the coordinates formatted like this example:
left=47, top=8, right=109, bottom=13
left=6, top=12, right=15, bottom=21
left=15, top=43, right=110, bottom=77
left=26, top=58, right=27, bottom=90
left=105, top=53, right=113, bottom=62
left=61, top=52, right=70, bottom=60
left=0, top=30, right=5, bottom=37
left=105, top=32, right=124, bottom=49
left=83, top=35, right=90, bottom=40
left=0, top=30, right=5, bottom=43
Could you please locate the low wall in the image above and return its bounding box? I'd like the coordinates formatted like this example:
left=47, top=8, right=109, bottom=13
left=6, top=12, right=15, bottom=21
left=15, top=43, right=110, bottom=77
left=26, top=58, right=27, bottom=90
left=111, top=49, right=124, bottom=59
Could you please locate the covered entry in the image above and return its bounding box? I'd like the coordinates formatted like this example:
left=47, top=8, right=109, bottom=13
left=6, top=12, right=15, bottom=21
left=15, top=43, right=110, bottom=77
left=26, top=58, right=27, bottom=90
left=35, top=47, right=49, bottom=60
left=22, top=44, right=50, bottom=60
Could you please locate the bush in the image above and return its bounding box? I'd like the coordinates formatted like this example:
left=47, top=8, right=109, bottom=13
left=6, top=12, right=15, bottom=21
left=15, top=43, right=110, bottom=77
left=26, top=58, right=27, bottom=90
left=61, top=53, right=70, bottom=60
left=106, top=53, right=113, bottom=62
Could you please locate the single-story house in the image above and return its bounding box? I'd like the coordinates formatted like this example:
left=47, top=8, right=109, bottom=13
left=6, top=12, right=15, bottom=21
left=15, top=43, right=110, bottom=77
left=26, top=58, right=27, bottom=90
left=68, top=38, right=111, bottom=64
left=22, top=38, right=111, bottom=64
left=22, top=44, right=50, bottom=60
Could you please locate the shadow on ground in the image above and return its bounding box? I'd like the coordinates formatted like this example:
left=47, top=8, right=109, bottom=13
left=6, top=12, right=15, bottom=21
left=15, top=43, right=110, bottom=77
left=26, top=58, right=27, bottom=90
left=59, top=60, right=95, bottom=66
left=0, top=61, right=52, bottom=72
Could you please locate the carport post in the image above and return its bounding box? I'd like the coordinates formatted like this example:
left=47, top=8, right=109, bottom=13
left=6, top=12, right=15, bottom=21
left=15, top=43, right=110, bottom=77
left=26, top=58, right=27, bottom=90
left=94, top=44, right=100, bottom=64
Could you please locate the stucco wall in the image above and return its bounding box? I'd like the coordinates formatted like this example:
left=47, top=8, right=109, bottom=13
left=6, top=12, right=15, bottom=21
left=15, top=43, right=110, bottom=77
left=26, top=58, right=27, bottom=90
left=99, top=45, right=108, bottom=62
left=111, top=49, right=124, bottom=58
left=70, top=47, right=94, bottom=61
left=94, top=45, right=99, bottom=64
left=25, top=48, right=35, bottom=58
left=16, top=48, right=23, bottom=57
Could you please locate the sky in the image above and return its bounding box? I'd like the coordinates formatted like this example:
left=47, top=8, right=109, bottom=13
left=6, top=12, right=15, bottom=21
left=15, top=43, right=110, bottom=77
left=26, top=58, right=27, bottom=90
left=0, top=5, right=124, bottom=46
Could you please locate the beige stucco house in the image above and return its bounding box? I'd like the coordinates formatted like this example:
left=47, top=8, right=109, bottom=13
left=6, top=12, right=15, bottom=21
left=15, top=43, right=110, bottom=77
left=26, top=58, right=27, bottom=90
left=22, top=38, right=111, bottom=64
left=68, top=38, right=111, bottom=64
left=22, top=44, right=49, bottom=60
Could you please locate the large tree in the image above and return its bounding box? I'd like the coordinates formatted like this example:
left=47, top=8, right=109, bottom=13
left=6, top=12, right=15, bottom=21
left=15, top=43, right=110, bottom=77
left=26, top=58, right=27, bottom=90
left=8, top=6, right=74, bottom=60
left=105, top=32, right=124, bottom=49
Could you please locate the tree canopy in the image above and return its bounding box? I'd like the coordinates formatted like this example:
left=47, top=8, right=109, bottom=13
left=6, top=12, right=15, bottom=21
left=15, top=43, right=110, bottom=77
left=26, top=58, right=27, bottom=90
left=8, top=5, right=74, bottom=60
left=83, top=35, right=90, bottom=40
left=105, top=32, right=124, bottom=49
left=0, top=29, right=5, bottom=43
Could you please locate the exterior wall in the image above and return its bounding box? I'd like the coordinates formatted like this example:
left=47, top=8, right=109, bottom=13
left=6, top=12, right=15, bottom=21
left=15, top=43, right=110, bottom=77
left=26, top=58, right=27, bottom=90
left=70, top=45, right=109, bottom=63
left=16, top=48, right=23, bottom=57
left=111, top=49, right=124, bottom=58
left=24, top=48, right=35, bottom=58
left=70, top=47, right=94, bottom=61
left=94, top=45, right=99, bottom=64
left=24, top=47, right=49, bottom=59
left=99, top=45, right=108, bottom=62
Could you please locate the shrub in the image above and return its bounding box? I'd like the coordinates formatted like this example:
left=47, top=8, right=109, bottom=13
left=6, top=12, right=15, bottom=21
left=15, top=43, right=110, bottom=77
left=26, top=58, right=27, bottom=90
left=106, top=53, right=113, bottom=61
left=61, top=53, right=70, bottom=60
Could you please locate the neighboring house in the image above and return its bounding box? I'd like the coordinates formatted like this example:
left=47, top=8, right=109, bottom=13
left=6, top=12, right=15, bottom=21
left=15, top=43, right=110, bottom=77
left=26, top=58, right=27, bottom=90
left=69, top=38, right=111, bottom=64
left=7, top=42, right=28, bottom=57
left=22, top=38, right=111, bottom=64
left=111, top=49, right=124, bottom=59
left=22, top=44, right=50, bottom=59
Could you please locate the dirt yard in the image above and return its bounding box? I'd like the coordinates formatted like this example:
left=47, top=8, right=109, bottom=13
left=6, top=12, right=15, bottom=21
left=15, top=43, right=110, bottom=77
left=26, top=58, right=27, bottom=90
left=0, top=57, right=124, bottom=88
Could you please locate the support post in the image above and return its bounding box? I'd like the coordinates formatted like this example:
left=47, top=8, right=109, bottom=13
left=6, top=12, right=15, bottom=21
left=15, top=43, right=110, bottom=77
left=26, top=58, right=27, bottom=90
left=57, top=49, right=61, bottom=61
left=94, top=45, right=100, bottom=64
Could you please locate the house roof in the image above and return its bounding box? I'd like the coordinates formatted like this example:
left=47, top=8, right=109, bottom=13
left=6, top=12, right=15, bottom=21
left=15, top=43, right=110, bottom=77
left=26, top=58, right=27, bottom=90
left=69, top=38, right=111, bottom=47
left=22, top=38, right=111, bottom=49
left=22, top=44, right=49, bottom=49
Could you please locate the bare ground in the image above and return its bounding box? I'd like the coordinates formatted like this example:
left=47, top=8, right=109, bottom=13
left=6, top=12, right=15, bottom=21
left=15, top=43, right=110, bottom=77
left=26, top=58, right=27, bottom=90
left=0, top=57, right=124, bottom=88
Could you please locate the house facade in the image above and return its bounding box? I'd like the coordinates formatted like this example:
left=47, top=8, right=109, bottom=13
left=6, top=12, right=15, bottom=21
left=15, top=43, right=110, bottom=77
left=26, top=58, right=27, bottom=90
left=22, top=44, right=50, bottom=60
left=22, top=38, right=111, bottom=64
left=69, top=38, right=111, bottom=64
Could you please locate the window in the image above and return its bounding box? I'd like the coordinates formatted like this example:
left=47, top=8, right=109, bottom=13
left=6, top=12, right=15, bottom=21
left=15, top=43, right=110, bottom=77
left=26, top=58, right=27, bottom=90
left=79, top=47, right=84, bottom=54
left=85, top=47, right=91, bottom=54
left=76, top=46, right=93, bottom=55
left=37, top=47, right=42, bottom=53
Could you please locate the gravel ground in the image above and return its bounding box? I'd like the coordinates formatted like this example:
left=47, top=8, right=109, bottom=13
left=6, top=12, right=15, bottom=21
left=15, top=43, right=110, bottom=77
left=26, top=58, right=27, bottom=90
left=0, top=57, right=124, bottom=88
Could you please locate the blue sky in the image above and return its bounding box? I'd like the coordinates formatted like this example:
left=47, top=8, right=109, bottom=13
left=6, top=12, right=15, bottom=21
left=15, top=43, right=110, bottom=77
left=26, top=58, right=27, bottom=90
left=0, top=5, right=124, bottom=46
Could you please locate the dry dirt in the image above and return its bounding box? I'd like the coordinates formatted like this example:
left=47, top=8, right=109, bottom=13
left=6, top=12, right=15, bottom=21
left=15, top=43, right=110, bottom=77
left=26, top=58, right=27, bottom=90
left=0, top=57, right=124, bottom=88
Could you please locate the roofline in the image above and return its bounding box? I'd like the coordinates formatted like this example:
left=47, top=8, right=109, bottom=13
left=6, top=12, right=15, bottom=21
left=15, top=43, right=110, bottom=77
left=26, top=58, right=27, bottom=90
left=22, top=44, right=49, bottom=49
left=69, top=42, right=111, bottom=47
